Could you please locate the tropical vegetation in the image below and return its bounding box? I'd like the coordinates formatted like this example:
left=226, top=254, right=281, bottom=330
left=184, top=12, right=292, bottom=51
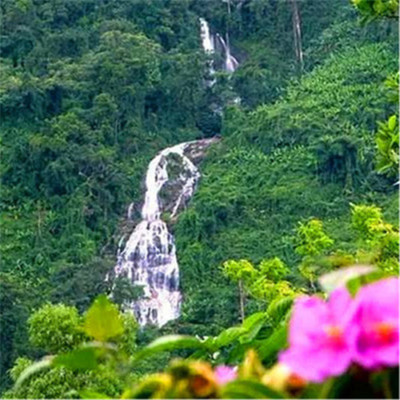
left=0, top=0, right=398, bottom=398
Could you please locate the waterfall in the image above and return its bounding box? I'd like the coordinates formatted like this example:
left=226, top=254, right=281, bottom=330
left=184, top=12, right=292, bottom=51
left=200, top=18, right=214, bottom=53
left=200, top=18, right=216, bottom=86
left=199, top=18, right=239, bottom=74
left=216, top=33, right=239, bottom=73
left=114, top=140, right=215, bottom=327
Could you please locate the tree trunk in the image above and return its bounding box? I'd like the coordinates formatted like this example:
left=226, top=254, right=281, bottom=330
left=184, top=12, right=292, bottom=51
left=238, top=279, right=245, bottom=322
left=290, top=0, right=303, bottom=70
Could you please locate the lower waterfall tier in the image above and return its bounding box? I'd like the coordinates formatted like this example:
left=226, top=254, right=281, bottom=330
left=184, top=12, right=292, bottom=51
left=113, top=138, right=218, bottom=327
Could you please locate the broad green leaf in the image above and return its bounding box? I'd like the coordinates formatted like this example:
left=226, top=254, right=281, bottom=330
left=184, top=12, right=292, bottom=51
left=346, top=270, right=385, bottom=296
left=188, top=348, right=209, bottom=360
left=242, top=312, right=267, bottom=330
left=319, top=265, right=377, bottom=294
left=240, top=313, right=268, bottom=344
left=79, top=390, right=111, bottom=399
left=300, top=383, right=322, bottom=399
left=212, top=327, right=246, bottom=349
left=133, top=335, right=205, bottom=362
left=14, top=358, right=53, bottom=391
left=53, top=347, right=98, bottom=371
left=83, top=294, right=123, bottom=342
left=221, top=379, right=285, bottom=399
left=257, top=324, right=288, bottom=362
left=388, top=115, right=397, bottom=130
left=267, top=297, right=294, bottom=324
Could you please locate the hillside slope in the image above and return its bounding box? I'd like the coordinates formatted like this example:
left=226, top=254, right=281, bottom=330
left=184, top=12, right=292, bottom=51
left=175, top=43, right=398, bottom=332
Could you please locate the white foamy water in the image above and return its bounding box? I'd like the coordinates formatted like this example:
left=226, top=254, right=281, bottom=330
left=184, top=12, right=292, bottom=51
left=200, top=17, right=239, bottom=80
left=216, top=33, right=239, bottom=73
left=114, top=142, right=201, bottom=327
left=200, top=18, right=215, bottom=53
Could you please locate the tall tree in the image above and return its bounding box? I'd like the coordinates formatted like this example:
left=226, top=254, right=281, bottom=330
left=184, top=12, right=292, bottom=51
left=290, top=0, right=303, bottom=69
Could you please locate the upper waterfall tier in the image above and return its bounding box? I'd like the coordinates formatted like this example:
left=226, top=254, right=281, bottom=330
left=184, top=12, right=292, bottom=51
left=199, top=18, right=239, bottom=74
left=216, top=33, right=239, bottom=73
left=200, top=17, right=215, bottom=53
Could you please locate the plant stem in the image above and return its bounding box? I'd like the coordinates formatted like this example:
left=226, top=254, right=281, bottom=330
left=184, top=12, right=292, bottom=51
left=318, top=378, right=334, bottom=399
left=238, top=279, right=245, bottom=322
left=382, top=371, right=393, bottom=399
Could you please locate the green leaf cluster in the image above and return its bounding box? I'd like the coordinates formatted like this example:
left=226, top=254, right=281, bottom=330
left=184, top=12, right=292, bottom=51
left=6, top=296, right=138, bottom=399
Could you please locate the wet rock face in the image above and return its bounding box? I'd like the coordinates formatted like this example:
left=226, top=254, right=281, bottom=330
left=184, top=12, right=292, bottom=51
left=185, top=137, right=220, bottom=164
left=113, top=137, right=218, bottom=327
left=159, top=137, right=219, bottom=220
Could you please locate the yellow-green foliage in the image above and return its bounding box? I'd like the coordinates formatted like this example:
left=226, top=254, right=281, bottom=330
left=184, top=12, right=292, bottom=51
left=352, top=0, right=399, bottom=19
left=351, top=204, right=399, bottom=273
left=295, top=219, right=334, bottom=257
left=222, top=258, right=295, bottom=304
left=376, top=115, right=399, bottom=178
left=84, top=295, right=124, bottom=343
left=221, top=260, right=257, bottom=283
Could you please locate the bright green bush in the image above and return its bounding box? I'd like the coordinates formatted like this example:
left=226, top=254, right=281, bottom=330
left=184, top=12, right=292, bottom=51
left=28, top=304, right=84, bottom=354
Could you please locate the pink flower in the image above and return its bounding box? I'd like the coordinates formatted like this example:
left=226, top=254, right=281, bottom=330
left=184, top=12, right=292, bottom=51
left=214, top=365, right=237, bottom=385
left=348, top=277, right=399, bottom=369
left=279, top=288, right=353, bottom=382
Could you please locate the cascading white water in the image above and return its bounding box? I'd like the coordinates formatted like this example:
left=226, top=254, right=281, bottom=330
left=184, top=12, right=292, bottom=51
left=200, top=18, right=216, bottom=86
left=216, top=33, right=239, bottom=73
left=114, top=142, right=202, bottom=327
left=200, top=18, right=214, bottom=53
left=199, top=18, right=239, bottom=74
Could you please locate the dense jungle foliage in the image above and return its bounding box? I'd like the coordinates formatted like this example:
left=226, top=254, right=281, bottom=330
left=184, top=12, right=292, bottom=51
left=0, top=0, right=398, bottom=397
